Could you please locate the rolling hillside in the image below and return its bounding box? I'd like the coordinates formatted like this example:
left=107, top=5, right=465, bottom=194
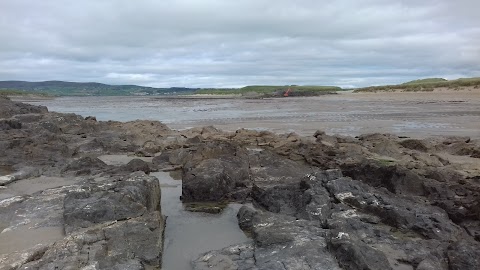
left=0, top=81, right=197, bottom=96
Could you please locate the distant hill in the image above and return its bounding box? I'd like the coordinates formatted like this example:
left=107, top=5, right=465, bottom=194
left=195, top=85, right=341, bottom=97
left=0, top=81, right=198, bottom=96
left=353, top=77, right=480, bottom=93
left=402, top=78, right=448, bottom=85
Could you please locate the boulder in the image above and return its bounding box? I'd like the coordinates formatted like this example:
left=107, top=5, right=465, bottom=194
left=182, top=157, right=250, bottom=202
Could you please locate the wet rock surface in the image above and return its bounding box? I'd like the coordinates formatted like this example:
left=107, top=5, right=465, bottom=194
left=1, top=96, right=480, bottom=269
left=0, top=97, right=168, bottom=269
left=162, top=128, right=479, bottom=269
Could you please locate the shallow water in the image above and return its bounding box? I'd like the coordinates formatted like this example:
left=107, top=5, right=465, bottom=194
left=151, top=172, right=250, bottom=270
left=0, top=225, right=64, bottom=254
left=21, top=94, right=480, bottom=138
left=0, top=176, right=79, bottom=199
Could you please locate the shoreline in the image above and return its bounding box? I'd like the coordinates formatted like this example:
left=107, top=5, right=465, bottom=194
left=1, top=95, right=479, bottom=269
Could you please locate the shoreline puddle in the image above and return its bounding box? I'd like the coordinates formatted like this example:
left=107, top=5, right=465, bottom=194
left=0, top=225, right=64, bottom=255
left=151, top=171, right=251, bottom=270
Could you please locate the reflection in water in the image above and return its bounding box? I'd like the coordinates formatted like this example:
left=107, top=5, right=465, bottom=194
left=150, top=172, right=251, bottom=270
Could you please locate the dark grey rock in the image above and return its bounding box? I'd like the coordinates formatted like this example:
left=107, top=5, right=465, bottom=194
left=63, top=172, right=161, bottom=234
left=195, top=209, right=341, bottom=270
left=325, top=177, right=466, bottom=242
left=62, top=156, right=109, bottom=176
left=447, top=240, right=480, bottom=270
left=329, top=239, right=392, bottom=270
left=119, top=158, right=152, bottom=174
left=182, top=157, right=250, bottom=202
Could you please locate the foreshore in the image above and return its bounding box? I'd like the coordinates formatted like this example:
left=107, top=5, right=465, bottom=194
left=1, top=95, right=479, bottom=269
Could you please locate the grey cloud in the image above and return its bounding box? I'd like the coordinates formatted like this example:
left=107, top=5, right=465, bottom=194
left=0, top=0, right=479, bottom=87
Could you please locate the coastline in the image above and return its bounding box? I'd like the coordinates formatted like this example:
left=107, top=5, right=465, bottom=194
left=1, top=95, right=479, bottom=269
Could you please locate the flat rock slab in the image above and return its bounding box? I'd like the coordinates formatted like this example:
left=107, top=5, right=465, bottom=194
left=98, top=154, right=153, bottom=166
left=0, top=172, right=165, bottom=270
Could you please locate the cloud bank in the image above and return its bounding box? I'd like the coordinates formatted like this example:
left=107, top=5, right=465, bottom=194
left=1, top=0, right=479, bottom=87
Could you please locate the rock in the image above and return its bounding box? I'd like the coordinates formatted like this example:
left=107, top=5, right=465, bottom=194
left=63, top=172, right=161, bottom=233
left=341, top=162, right=426, bottom=196
left=2, top=96, right=480, bottom=269
left=325, top=177, right=466, bottom=242
left=329, top=239, right=393, bottom=270
left=447, top=240, right=480, bottom=270
left=62, top=156, right=109, bottom=175
left=0, top=119, right=22, bottom=130
left=416, top=256, right=448, bottom=270
left=184, top=202, right=228, bottom=214
left=313, top=130, right=326, bottom=138
left=19, top=212, right=164, bottom=270
left=84, top=116, right=97, bottom=121
left=399, top=139, right=429, bottom=152
left=182, top=157, right=250, bottom=202
left=195, top=210, right=342, bottom=270
left=0, top=98, right=47, bottom=118
left=0, top=171, right=164, bottom=270
left=152, top=151, right=174, bottom=167
left=237, top=206, right=256, bottom=232
left=118, top=158, right=152, bottom=174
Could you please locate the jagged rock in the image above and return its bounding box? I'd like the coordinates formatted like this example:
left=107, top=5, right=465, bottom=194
left=18, top=212, right=163, bottom=270
left=118, top=158, right=152, bottom=174
left=0, top=172, right=164, bottom=269
left=341, top=162, right=426, bottom=196
left=63, top=172, right=161, bottom=233
left=325, top=177, right=466, bottom=242
left=2, top=96, right=480, bottom=269
left=329, top=239, right=392, bottom=270
left=182, top=157, right=250, bottom=202
left=62, top=156, right=109, bottom=175
left=84, top=116, right=97, bottom=121
left=0, top=97, right=47, bottom=118
left=195, top=209, right=341, bottom=270
left=0, top=119, right=22, bottom=130
left=447, top=240, right=480, bottom=270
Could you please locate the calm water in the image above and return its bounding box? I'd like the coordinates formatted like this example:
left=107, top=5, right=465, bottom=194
left=24, top=96, right=255, bottom=123
left=151, top=172, right=250, bottom=270
left=21, top=95, right=480, bottom=138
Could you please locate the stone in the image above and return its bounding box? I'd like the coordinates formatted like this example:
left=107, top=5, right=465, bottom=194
left=447, top=240, right=480, bottom=270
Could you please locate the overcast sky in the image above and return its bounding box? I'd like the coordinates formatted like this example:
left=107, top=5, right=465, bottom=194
left=0, top=0, right=479, bottom=88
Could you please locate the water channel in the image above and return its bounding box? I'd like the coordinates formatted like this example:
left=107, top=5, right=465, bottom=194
left=151, top=171, right=251, bottom=270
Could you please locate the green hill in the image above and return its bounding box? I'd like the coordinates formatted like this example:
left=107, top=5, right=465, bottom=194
left=195, top=85, right=341, bottom=96
left=0, top=81, right=197, bottom=96
left=402, top=78, right=448, bottom=85
left=354, top=77, right=480, bottom=93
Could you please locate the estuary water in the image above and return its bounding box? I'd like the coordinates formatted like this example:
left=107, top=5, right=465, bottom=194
left=21, top=92, right=480, bottom=138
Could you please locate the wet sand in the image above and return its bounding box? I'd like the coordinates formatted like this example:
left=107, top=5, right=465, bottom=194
left=22, top=90, right=480, bottom=139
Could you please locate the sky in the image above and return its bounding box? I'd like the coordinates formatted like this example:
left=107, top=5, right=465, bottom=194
left=0, top=0, right=479, bottom=88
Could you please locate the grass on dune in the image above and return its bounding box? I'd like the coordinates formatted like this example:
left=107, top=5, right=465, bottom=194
left=354, top=77, right=480, bottom=93
left=195, top=85, right=341, bottom=95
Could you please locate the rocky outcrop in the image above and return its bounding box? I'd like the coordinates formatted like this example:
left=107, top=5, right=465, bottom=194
left=0, top=172, right=164, bottom=270
left=0, top=98, right=167, bottom=269
left=1, top=96, right=479, bottom=269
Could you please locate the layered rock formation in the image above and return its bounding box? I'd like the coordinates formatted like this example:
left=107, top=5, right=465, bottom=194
left=156, top=125, right=480, bottom=269
left=1, top=95, right=479, bottom=269
left=0, top=96, right=167, bottom=269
